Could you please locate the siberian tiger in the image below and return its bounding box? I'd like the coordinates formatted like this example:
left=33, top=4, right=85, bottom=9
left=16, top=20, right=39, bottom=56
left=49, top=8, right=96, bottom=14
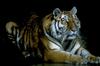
left=41, top=7, right=100, bottom=64
left=5, top=7, right=100, bottom=64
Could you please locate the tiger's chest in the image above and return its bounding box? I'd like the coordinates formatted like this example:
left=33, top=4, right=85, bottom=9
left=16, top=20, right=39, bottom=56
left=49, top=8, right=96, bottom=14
left=48, top=39, right=80, bottom=54
left=48, top=41, right=63, bottom=50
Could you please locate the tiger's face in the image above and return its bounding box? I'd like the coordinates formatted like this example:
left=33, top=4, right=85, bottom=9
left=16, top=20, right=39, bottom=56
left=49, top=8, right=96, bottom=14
left=50, top=7, right=81, bottom=41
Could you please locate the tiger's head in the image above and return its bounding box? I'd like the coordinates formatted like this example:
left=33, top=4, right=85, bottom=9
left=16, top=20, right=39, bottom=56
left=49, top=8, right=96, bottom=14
left=43, top=7, right=81, bottom=43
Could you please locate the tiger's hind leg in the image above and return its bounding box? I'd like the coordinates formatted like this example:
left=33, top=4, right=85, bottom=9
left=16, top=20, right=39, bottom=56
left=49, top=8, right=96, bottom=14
left=5, top=21, right=19, bottom=44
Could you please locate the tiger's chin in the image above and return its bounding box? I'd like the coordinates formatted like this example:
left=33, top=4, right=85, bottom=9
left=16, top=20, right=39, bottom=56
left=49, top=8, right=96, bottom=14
left=67, top=35, right=76, bottom=40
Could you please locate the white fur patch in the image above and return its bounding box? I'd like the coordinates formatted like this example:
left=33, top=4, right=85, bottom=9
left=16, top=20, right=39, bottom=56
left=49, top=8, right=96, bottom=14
left=70, top=42, right=80, bottom=54
left=49, top=41, right=61, bottom=50
left=61, top=15, right=69, bottom=22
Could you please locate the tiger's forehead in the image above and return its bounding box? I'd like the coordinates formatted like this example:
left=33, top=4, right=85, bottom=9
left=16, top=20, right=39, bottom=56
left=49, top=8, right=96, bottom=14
left=59, top=14, right=68, bottom=22
left=61, top=14, right=68, bottom=19
left=60, top=11, right=71, bottom=19
left=61, top=11, right=72, bottom=16
left=60, top=11, right=73, bottom=19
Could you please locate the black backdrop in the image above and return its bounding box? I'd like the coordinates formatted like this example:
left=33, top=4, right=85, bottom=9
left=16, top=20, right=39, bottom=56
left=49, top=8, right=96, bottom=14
left=0, top=0, right=100, bottom=65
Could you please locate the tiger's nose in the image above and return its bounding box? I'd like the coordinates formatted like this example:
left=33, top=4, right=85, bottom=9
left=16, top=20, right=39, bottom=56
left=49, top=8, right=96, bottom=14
left=71, top=27, right=77, bottom=32
left=69, top=25, right=77, bottom=32
left=69, top=22, right=77, bottom=32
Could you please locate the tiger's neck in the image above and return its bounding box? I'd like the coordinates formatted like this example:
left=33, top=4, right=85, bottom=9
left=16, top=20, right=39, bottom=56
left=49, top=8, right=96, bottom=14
left=44, top=27, right=79, bottom=51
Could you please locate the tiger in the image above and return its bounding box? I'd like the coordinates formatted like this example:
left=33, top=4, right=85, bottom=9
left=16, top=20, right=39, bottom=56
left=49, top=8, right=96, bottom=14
left=5, top=6, right=100, bottom=64
left=41, top=7, right=100, bottom=64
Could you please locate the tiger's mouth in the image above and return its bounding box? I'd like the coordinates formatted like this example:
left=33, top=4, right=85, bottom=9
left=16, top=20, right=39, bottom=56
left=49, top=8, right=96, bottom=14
left=67, top=34, right=76, bottom=40
left=66, top=32, right=77, bottom=40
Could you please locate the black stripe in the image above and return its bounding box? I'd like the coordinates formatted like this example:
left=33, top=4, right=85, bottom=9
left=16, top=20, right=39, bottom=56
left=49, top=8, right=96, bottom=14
left=62, top=40, right=72, bottom=51
left=75, top=47, right=81, bottom=54
left=66, top=39, right=76, bottom=52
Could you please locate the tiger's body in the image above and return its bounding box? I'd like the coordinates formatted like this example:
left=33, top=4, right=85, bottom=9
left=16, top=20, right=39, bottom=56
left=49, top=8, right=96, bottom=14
left=5, top=7, right=100, bottom=64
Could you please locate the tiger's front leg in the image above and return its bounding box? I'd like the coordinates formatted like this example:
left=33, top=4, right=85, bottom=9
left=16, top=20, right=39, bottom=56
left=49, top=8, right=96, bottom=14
left=44, top=50, right=84, bottom=64
left=41, top=37, right=86, bottom=64
left=77, top=47, right=100, bottom=64
left=87, top=55, right=100, bottom=64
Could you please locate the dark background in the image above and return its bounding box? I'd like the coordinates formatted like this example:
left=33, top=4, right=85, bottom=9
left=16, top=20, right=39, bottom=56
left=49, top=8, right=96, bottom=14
left=0, top=0, right=100, bottom=66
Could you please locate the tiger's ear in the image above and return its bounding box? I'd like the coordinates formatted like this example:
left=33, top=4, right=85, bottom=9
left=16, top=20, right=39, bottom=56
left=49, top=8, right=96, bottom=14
left=53, top=8, right=61, bottom=17
left=71, top=6, right=77, bottom=15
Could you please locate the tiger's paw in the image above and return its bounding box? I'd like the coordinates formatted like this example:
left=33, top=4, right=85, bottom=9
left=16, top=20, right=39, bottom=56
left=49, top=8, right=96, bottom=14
left=87, top=55, right=100, bottom=64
